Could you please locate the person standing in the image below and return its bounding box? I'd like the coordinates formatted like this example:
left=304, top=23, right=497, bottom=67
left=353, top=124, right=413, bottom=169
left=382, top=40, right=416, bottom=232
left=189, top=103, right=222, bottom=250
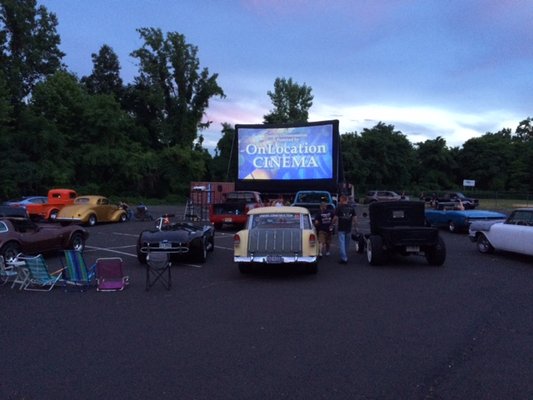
left=314, top=202, right=335, bottom=257
left=333, top=195, right=356, bottom=264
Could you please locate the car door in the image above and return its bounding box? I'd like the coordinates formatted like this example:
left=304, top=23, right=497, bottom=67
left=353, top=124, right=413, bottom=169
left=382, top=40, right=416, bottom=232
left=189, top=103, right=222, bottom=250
left=488, top=211, right=533, bottom=255
left=18, top=221, right=62, bottom=253
left=95, top=197, right=114, bottom=222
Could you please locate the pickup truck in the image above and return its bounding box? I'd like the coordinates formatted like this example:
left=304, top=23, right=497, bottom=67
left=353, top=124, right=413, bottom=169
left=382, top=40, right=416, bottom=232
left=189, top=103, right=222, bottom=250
left=25, top=188, right=77, bottom=221
left=291, top=190, right=335, bottom=216
left=431, top=191, right=479, bottom=210
left=209, top=191, right=263, bottom=229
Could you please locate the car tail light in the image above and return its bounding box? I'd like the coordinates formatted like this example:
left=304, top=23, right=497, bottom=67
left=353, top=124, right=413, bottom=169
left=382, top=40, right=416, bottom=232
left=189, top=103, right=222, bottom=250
left=234, top=234, right=241, bottom=246
left=309, top=233, right=317, bottom=247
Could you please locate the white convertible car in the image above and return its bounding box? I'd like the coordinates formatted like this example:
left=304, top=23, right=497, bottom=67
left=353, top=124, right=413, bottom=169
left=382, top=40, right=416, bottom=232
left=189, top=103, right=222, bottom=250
left=469, top=208, right=533, bottom=256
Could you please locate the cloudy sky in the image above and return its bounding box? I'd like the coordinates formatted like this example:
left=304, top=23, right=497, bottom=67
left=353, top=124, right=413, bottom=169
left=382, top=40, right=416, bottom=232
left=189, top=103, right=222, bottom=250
left=40, top=0, right=533, bottom=150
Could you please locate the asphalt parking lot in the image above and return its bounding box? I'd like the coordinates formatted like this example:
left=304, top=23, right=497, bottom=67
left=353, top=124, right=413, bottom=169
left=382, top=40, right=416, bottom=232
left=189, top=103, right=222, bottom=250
left=1, top=205, right=532, bottom=400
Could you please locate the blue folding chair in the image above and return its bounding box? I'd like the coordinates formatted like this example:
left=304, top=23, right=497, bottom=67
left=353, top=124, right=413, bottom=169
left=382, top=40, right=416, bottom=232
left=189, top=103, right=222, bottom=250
left=18, top=254, right=63, bottom=292
left=61, top=250, right=96, bottom=292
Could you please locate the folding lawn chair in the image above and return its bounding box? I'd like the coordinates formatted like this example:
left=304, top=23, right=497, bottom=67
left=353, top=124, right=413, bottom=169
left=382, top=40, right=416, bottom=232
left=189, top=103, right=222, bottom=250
left=17, top=254, right=63, bottom=292
left=61, top=250, right=96, bottom=292
left=145, top=251, right=171, bottom=291
left=95, top=257, right=129, bottom=292
left=0, top=255, right=18, bottom=286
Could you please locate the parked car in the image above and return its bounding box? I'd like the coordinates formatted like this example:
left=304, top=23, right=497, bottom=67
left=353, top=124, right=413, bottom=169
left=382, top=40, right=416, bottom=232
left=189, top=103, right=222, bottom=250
left=56, top=196, right=128, bottom=226
left=425, top=209, right=507, bottom=233
left=3, top=196, right=48, bottom=209
left=363, top=190, right=407, bottom=204
left=0, top=213, right=88, bottom=262
left=433, top=192, right=479, bottom=210
left=137, top=214, right=215, bottom=264
left=469, top=208, right=533, bottom=256
left=25, top=188, right=78, bottom=221
left=233, top=206, right=319, bottom=274
left=354, top=201, right=446, bottom=266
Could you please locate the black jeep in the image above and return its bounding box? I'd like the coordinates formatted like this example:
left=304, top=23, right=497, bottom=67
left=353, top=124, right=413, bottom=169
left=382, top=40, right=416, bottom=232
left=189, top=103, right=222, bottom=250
left=353, top=201, right=446, bottom=266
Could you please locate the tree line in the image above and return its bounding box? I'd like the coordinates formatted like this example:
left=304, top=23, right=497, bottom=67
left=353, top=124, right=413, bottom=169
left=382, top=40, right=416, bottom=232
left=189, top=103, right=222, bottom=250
left=1, top=1, right=532, bottom=201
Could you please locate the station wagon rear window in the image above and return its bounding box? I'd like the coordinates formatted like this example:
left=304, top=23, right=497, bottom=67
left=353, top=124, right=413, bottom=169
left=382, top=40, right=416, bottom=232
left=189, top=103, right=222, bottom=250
left=252, top=213, right=301, bottom=228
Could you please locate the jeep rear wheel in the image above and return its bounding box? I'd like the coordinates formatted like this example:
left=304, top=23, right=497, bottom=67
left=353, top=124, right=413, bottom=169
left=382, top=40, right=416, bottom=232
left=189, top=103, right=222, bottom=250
left=426, top=237, right=446, bottom=266
left=367, top=235, right=385, bottom=266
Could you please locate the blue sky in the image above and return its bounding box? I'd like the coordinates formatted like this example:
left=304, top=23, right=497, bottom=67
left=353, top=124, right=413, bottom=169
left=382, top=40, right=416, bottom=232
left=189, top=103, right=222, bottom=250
left=40, top=0, right=533, bottom=151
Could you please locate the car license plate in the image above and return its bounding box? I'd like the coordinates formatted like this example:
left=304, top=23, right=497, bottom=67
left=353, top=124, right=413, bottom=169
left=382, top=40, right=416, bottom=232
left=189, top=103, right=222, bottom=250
left=224, top=217, right=233, bottom=223
left=406, top=246, right=419, bottom=252
left=159, top=241, right=172, bottom=249
left=266, top=255, right=283, bottom=264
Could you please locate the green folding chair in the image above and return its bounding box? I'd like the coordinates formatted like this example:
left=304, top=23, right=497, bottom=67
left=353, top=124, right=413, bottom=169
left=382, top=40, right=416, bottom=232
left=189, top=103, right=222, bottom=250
left=61, top=250, right=96, bottom=292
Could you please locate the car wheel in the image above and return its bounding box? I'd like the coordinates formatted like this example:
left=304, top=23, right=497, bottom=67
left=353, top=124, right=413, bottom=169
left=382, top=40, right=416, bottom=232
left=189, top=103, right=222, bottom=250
left=119, top=213, right=127, bottom=223
left=207, top=235, right=215, bottom=252
left=354, top=235, right=365, bottom=254
left=70, top=232, right=85, bottom=252
left=194, top=239, right=207, bottom=263
left=214, top=223, right=222, bottom=230
left=137, top=250, right=147, bottom=264
left=426, top=237, right=446, bottom=266
left=49, top=209, right=59, bottom=221
left=238, top=263, right=252, bottom=274
left=477, top=234, right=494, bottom=254
left=305, top=262, right=318, bottom=274
left=448, top=221, right=456, bottom=233
left=87, top=214, right=97, bottom=227
left=2, top=242, right=20, bottom=263
left=366, top=235, right=385, bottom=266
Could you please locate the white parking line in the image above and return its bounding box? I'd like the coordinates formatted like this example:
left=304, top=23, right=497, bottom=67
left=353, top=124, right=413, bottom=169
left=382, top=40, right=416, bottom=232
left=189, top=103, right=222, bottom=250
left=85, top=245, right=137, bottom=258
left=85, top=245, right=204, bottom=268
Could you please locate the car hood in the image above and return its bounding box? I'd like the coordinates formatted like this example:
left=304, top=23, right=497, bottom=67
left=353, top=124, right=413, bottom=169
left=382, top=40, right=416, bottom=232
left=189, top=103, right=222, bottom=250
left=469, top=219, right=505, bottom=231
left=459, top=210, right=507, bottom=219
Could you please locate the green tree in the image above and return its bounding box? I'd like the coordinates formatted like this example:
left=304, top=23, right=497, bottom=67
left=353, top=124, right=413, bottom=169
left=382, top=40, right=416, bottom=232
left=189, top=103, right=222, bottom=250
left=211, top=123, right=237, bottom=181
left=413, top=137, right=456, bottom=189
left=356, top=122, right=414, bottom=189
left=81, top=44, right=123, bottom=99
left=263, top=77, right=313, bottom=124
left=0, top=0, right=64, bottom=113
left=339, top=132, right=364, bottom=192
left=130, top=27, right=225, bottom=147
left=458, top=130, right=513, bottom=190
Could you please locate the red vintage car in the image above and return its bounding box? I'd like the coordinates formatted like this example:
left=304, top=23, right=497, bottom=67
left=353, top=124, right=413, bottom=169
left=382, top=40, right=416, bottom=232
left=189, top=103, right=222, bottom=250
left=25, top=188, right=78, bottom=221
left=0, top=212, right=88, bottom=263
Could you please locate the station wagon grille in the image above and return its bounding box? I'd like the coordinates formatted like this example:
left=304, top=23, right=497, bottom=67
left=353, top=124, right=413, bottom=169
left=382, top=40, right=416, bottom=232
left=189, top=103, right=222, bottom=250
left=247, top=228, right=302, bottom=256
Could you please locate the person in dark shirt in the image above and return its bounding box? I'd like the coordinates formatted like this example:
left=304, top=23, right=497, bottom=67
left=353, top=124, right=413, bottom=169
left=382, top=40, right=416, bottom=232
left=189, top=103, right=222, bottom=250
left=314, top=202, right=334, bottom=257
left=333, top=195, right=356, bottom=264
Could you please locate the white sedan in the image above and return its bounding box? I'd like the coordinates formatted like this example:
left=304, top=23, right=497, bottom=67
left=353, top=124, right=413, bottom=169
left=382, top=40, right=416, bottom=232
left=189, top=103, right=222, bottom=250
left=469, top=208, right=533, bottom=256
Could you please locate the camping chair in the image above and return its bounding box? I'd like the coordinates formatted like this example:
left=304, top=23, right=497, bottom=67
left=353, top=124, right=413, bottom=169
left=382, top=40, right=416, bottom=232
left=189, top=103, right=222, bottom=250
left=0, top=255, right=18, bottom=286
left=145, top=251, right=172, bottom=291
left=61, top=250, right=96, bottom=292
left=17, top=254, right=63, bottom=292
left=95, top=257, right=129, bottom=292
